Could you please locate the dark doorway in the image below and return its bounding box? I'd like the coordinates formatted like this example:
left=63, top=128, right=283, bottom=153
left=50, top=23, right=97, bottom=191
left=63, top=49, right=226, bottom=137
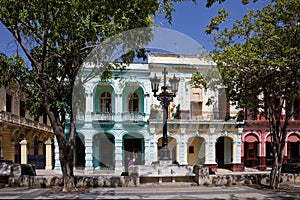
left=244, top=142, right=258, bottom=167
left=123, top=136, right=144, bottom=167
left=216, top=137, right=225, bottom=168
left=75, top=136, right=85, bottom=169
left=266, top=142, right=273, bottom=167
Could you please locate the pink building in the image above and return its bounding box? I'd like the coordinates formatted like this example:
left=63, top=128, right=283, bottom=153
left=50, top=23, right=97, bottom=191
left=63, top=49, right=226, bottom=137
left=242, top=98, right=300, bottom=170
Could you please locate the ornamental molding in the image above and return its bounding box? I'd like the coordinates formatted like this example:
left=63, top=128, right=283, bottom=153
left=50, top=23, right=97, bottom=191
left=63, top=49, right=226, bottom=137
left=220, top=131, right=232, bottom=137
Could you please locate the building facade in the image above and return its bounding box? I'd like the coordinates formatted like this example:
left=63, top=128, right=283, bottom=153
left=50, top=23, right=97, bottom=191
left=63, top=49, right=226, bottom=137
left=0, top=82, right=54, bottom=169
left=242, top=103, right=300, bottom=170
left=54, top=53, right=244, bottom=174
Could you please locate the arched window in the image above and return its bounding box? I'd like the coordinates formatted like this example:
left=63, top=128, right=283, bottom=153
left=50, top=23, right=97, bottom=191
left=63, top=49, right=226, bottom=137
left=128, top=93, right=139, bottom=112
left=100, top=92, right=112, bottom=112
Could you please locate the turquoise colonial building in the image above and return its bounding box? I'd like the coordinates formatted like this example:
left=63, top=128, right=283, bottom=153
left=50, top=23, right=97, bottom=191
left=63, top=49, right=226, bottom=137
left=54, top=53, right=244, bottom=174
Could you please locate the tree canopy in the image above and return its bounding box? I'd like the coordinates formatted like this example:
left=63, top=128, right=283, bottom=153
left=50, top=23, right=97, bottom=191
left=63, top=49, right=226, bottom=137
left=206, top=0, right=300, bottom=188
left=0, top=0, right=187, bottom=191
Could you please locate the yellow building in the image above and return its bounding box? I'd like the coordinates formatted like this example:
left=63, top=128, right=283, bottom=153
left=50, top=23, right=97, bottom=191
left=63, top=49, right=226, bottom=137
left=0, top=83, right=54, bottom=169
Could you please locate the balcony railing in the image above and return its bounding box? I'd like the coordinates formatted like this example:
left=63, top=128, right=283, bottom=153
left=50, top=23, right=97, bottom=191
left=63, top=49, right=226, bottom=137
left=91, top=112, right=115, bottom=122
left=150, top=110, right=239, bottom=121
left=122, top=112, right=145, bottom=122
left=0, top=111, right=53, bottom=132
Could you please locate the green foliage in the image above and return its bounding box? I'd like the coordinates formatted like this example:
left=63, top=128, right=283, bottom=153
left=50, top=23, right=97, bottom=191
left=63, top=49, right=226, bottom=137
left=207, top=0, right=300, bottom=117
left=206, top=0, right=300, bottom=188
left=205, top=0, right=259, bottom=8
left=0, top=1, right=192, bottom=189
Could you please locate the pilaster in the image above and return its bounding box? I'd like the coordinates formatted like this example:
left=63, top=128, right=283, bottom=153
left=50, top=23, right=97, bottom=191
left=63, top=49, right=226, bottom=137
left=114, top=138, right=123, bottom=174
left=179, top=127, right=187, bottom=164
left=19, top=139, right=27, bottom=164
left=84, top=134, right=93, bottom=174
left=144, top=139, right=150, bottom=165
left=54, top=137, right=62, bottom=174
left=45, top=139, right=52, bottom=170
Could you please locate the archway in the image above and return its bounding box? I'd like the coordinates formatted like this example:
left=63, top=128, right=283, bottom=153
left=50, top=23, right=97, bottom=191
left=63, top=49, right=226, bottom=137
left=75, top=133, right=85, bottom=169
left=187, top=137, right=205, bottom=165
left=93, top=133, right=115, bottom=170
left=28, top=136, right=45, bottom=169
left=215, top=136, right=233, bottom=169
left=123, top=133, right=144, bottom=168
left=157, top=136, right=177, bottom=162
left=287, top=133, right=300, bottom=163
left=244, top=133, right=259, bottom=168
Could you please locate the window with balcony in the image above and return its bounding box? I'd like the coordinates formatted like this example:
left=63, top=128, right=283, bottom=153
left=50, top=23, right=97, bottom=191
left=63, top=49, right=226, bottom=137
left=20, top=101, right=26, bottom=117
left=128, top=92, right=139, bottom=112
left=191, top=102, right=202, bottom=120
left=100, top=92, right=112, bottom=113
left=6, top=94, right=12, bottom=112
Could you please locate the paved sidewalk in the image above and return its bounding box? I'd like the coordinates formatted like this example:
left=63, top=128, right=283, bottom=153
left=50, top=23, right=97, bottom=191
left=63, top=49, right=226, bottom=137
left=1, top=183, right=300, bottom=199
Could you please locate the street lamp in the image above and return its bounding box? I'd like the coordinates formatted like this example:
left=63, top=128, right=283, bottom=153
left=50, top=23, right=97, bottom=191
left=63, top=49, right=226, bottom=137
left=150, top=68, right=180, bottom=160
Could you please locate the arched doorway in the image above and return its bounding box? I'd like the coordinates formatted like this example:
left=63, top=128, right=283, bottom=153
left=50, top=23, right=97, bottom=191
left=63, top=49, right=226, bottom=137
left=75, top=133, right=85, bottom=169
left=157, top=136, right=177, bottom=162
left=93, top=133, right=115, bottom=170
left=215, top=136, right=233, bottom=169
left=28, top=136, right=45, bottom=169
left=123, top=133, right=144, bottom=168
left=244, top=133, right=259, bottom=168
left=187, top=137, right=205, bottom=165
left=287, top=133, right=300, bottom=163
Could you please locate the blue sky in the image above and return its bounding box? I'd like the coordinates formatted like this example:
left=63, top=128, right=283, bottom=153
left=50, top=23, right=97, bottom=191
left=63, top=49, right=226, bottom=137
left=0, top=1, right=267, bottom=58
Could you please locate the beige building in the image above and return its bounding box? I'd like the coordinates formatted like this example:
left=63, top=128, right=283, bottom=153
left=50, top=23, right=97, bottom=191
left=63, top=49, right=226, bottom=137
left=0, top=82, right=54, bottom=169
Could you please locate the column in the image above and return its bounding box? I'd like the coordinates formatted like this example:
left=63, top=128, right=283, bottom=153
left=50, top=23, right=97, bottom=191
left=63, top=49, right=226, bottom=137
left=114, top=93, right=122, bottom=121
left=232, top=141, right=238, bottom=163
left=45, top=139, right=52, bottom=170
left=179, top=141, right=188, bottom=164
left=179, top=128, right=187, bottom=164
left=19, top=139, right=27, bottom=164
left=236, top=128, right=242, bottom=163
left=84, top=134, right=93, bottom=173
left=114, top=138, right=123, bottom=174
left=208, top=128, right=216, bottom=164
left=149, top=139, right=156, bottom=163
left=204, top=128, right=217, bottom=172
left=54, top=137, right=62, bottom=174
left=85, top=92, right=93, bottom=121
left=144, top=139, right=150, bottom=165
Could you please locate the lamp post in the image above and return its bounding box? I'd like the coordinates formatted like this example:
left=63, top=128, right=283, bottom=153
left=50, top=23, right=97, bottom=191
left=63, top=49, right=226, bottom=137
left=150, top=68, right=180, bottom=160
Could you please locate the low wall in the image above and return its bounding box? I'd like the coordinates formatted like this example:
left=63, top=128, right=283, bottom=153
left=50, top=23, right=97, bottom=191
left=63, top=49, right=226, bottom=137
left=5, top=173, right=299, bottom=188
left=1, top=162, right=300, bottom=188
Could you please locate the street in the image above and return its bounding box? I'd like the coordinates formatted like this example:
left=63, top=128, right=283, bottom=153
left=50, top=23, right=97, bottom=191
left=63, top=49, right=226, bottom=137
left=0, top=183, right=300, bottom=199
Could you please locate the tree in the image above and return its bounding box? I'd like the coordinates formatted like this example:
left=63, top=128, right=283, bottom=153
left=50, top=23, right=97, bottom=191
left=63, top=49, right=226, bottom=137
left=206, top=0, right=300, bottom=188
left=205, top=0, right=258, bottom=7
left=0, top=0, right=188, bottom=192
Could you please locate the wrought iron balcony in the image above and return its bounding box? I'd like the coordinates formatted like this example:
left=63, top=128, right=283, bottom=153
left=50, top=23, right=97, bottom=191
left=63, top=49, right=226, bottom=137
left=0, top=111, right=53, bottom=132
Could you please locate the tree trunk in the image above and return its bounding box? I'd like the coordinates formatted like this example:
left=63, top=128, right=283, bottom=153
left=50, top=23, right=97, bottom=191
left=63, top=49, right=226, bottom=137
left=56, top=132, right=76, bottom=192
left=45, top=103, right=76, bottom=192
left=270, top=152, right=280, bottom=189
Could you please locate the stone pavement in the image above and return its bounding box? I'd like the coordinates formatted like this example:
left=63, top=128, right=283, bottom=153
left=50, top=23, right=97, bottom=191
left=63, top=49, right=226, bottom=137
left=0, top=183, right=300, bottom=199
left=0, top=168, right=298, bottom=199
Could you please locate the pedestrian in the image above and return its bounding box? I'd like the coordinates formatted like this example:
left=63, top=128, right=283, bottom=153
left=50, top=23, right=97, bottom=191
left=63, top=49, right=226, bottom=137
left=128, top=158, right=135, bottom=166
